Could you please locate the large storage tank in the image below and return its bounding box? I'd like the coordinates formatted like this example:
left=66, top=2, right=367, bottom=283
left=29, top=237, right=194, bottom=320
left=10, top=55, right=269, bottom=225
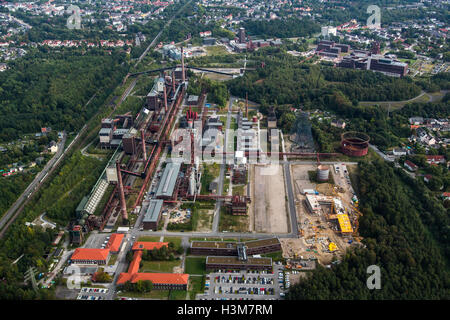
left=317, top=165, right=330, bottom=182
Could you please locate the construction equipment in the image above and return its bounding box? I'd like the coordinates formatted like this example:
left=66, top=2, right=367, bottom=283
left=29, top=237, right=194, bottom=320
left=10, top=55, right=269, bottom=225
left=328, top=242, right=338, bottom=252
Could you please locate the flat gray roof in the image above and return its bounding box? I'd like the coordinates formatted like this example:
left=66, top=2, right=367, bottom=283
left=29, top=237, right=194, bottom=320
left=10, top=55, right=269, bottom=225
left=143, top=199, right=163, bottom=223
left=99, top=128, right=112, bottom=135
left=156, top=162, right=181, bottom=197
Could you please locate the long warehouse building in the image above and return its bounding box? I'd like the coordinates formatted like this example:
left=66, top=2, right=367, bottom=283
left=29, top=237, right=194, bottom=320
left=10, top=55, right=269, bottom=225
left=156, top=161, right=181, bottom=199
left=190, top=238, right=281, bottom=256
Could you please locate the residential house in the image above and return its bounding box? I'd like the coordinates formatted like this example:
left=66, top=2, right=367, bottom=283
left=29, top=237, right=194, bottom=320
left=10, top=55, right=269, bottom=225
left=404, top=160, right=418, bottom=172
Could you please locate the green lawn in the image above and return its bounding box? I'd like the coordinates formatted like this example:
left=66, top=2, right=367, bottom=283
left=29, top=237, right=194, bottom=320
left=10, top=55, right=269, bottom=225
left=140, top=260, right=181, bottom=273
left=169, top=290, right=187, bottom=300
left=188, top=275, right=205, bottom=300
left=137, top=236, right=162, bottom=242
left=118, top=290, right=170, bottom=299
left=163, top=237, right=182, bottom=250
left=185, top=257, right=207, bottom=275
left=196, top=209, right=213, bottom=231
left=108, top=254, right=118, bottom=266
left=218, top=207, right=249, bottom=232
left=205, top=45, right=229, bottom=56
left=232, top=185, right=246, bottom=196
left=261, top=251, right=284, bottom=262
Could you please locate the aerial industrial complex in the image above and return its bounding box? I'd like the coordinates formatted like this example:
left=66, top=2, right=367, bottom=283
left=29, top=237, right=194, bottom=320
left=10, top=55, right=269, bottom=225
left=56, top=47, right=368, bottom=300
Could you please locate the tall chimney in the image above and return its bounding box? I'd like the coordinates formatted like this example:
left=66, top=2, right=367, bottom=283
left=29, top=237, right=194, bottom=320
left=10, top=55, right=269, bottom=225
left=172, top=70, right=176, bottom=92
left=163, top=84, right=168, bottom=113
left=181, top=46, right=185, bottom=84
left=116, top=161, right=128, bottom=221
left=141, top=129, right=147, bottom=161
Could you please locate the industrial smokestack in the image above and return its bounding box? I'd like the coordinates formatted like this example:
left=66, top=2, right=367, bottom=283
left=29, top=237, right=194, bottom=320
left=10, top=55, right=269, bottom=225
left=181, top=46, right=185, bottom=84
left=163, top=84, right=168, bottom=113
left=116, top=161, right=128, bottom=221
left=172, top=70, right=176, bottom=92
left=141, top=129, right=147, bottom=161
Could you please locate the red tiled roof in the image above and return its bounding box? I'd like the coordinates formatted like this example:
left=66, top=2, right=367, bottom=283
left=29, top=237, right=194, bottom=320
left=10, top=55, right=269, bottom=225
left=71, top=248, right=110, bottom=261
left=405, top=160, right=418, bottom=168
left=425, top=155, right=445, bottom=161
left=127, top=251, right=142, bottom=274
left=106, top=233, right=124, bottom=252
left=132, top=242, right=168, bottom=251
left=442, top=192, right=450, bottom=197
left=130, top=273, right=189, bottom=285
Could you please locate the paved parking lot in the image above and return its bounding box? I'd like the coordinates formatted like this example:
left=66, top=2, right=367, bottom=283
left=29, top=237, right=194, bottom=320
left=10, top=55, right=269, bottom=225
left=83, top=232, right=112, bottom=249
left=198, top=265, right=286, bottom=300
left=77, top=287, right=110, bottom=300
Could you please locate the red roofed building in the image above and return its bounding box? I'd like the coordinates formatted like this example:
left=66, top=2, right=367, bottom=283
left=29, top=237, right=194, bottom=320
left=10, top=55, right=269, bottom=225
left=70, top=248, right=110, bottom=265
left=132, top=242, right=168, bottom=251
left=106, top=233, right=124, bottom=253
left=117, top=242, right=188, bottom=290
left=404, top=160, right=418, bottom=172
left=425, top=155, right=446, bottom=165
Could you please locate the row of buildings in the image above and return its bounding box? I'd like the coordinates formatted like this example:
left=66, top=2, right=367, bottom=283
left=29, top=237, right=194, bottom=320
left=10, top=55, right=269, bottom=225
left=316, top=40, right=408, bottom=77
left=190, top=238, right=282, bottom=271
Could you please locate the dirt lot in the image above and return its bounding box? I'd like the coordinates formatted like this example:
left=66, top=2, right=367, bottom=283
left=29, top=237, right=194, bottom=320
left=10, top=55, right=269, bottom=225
left=291, top=164, right=315, bottom=195
left=290, top=164, right=357, bottom=265
left=196, top=209, right=214, bottom=232
left=252, top=164, right=289, bottom=233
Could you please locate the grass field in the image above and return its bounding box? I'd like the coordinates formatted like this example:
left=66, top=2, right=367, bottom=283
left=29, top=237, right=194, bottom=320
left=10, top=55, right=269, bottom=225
left=139, top=260, right=181, bottom=273
left=232, top=185, right=246, bottom=196
left=261, top=251, right=284, bottom=262
left=218, top=207, right=249, bottom=232
left=163, top=237, right=183, bottom=250
left=137, top=236, right=161, bottom=242
left=169, top=290, right=187, bottom=300
left=185, top=257, right=207, bottom=275
left=358, top=92, right=431, bottom=110
left=118, top=290, right=171, bottom=299
left=196, top=209, right=213, bottom=231
left=188, top=275, right=205, bottom=300
left=205, top=45, right=229, bottom=56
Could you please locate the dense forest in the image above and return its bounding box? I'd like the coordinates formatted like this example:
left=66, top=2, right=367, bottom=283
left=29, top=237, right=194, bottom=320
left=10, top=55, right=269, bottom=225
left=241, top=17, right=320, bottom=38
left=227, top=48, right=449, bottom=150
left=187, top=75, right=229, bottom=108
left=228, top=47, right=422, bottom=107
left=0, top=48, right=128, bottom=142
left=0, top=152, right=105, bottom=299
left=287, top=160, right=450, bottom=299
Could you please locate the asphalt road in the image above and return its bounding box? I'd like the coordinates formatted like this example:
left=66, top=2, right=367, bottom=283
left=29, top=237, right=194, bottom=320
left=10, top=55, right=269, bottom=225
left=0, top=133, right=67, bottom=237
left=212, top=96, right=234, bottom=233
left=280, top=133, right=299, bottom=237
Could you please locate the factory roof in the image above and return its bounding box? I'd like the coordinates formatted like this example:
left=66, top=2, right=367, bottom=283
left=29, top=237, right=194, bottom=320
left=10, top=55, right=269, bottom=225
left=191, top=241, right=236, bottom=249
left=113, top=129, right=129, bottom=135
left=244, top=238, right=280, bottom=249
left=99, top=128, right=112, bottom=135
left=71, top=248, right=110, bottom=262
left=191, top=238, right=280, bottom=249
left=206, top=256, right=272, bottom=266
left=143, top=199, right=164, bottom=223
left=156, top=162, right=181, bottom=197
